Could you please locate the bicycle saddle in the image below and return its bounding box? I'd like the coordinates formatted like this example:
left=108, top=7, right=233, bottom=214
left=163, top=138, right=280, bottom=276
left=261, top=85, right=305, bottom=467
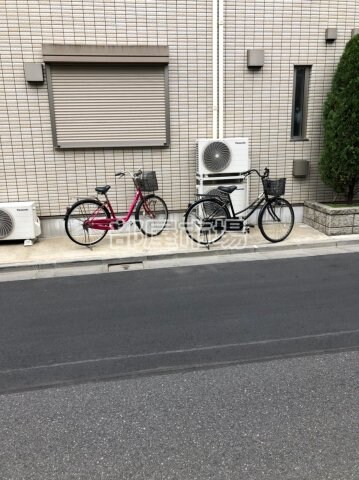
left=95, top=185, right=111, bottom=195
left=218, top=185, right=237, bottom=194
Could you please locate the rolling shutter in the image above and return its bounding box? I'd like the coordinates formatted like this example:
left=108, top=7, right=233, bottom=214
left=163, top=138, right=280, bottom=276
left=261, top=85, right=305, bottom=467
left=43, top=45, right=170, bottom=148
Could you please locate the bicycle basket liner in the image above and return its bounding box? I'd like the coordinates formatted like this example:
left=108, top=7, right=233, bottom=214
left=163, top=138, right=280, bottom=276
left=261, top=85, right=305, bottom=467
left=263, top=178, right=286, bottom=196
left=137, top=171, right=159, bottom=191
left=205, top=188, right=230, bottom=205
left=203, top=192, right=230, bottom=218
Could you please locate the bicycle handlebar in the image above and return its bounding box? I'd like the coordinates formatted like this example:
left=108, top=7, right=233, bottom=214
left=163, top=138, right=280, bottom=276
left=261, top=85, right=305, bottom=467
left=240, top=168, right=270, bottom=179
left=115, top=169, right=143, bottom=179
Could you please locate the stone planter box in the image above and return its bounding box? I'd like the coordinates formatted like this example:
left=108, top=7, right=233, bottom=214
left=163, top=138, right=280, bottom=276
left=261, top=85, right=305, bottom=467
left=304, top=201, right=359, bottom=235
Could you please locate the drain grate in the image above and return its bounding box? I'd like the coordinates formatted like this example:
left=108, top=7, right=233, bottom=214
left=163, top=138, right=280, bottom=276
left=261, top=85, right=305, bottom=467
left=108, top=262, right=144, bottom=272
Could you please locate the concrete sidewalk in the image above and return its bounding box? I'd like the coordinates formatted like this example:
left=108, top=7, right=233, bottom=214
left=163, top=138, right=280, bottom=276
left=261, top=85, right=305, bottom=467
left=1, top=222, right=359, bottom=281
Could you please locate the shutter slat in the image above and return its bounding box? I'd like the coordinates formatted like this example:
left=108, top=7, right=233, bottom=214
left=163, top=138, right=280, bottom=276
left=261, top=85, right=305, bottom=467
left=50, top=64, right=168, bottom=147
left=56, top=116, right=167, bottom=124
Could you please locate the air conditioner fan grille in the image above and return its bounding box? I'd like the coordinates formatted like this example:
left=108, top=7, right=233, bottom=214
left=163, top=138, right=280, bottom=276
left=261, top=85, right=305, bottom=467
left=0, top=209, right=14, bottom=239
left=203, top=141, right=231, bottom=172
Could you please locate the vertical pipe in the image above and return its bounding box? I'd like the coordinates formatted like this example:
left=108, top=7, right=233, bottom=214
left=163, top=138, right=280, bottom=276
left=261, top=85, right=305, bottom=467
left=213, top=0, right=218, bottom=138
left=218, top=0, right=224, bottom=139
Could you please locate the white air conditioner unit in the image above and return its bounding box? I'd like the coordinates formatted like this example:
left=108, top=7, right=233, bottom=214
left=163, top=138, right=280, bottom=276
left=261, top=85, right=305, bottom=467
left=197, top=138, right=249, bottom=176
left=196, top=181, right=247, bottom=215
left=0, top=202, right=41, bottom=244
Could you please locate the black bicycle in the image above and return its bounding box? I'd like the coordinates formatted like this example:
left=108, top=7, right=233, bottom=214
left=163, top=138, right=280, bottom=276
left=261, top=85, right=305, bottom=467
left=184, top=168, right=295, bottom=245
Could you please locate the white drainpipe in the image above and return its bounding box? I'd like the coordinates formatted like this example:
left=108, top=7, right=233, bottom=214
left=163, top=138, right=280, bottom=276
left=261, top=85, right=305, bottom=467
left=213, top=0, right=224, bottom=139
left=218, top=0, right=224, bottom=139
left=212, top=0, right=218, bottom=139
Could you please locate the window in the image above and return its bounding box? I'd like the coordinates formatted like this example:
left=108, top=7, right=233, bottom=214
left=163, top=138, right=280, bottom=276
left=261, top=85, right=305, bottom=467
left=291, top=66, right=311, bottom=140
left=43, top=45, right=170, bottom=148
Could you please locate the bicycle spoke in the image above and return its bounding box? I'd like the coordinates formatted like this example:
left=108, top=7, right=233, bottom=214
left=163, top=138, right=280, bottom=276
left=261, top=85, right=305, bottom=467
left=65, top=200, right=110, bottom=247
left=185, top=199, right=228, bottom=245
left=135, top=195, right=168, bottom=237
left=258, top=198, right=294, bottom=243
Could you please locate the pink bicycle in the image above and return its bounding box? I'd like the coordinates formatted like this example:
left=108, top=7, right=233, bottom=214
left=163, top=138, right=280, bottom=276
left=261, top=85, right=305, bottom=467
left=64, top=170, right=168, bottom=246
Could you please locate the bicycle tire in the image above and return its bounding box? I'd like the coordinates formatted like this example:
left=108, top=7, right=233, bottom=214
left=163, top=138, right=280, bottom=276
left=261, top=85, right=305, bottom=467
left=258, top=197, right=294, bottom=243
left=65, top=199, right=111, bottom=246
left=184, top=198, right=230, bottom=245
left=135, top=194, right=168, bottom=237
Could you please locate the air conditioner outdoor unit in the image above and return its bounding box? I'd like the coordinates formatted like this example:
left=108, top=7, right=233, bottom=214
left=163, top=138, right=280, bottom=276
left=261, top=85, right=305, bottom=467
left=0, top=202, right=41, bottom=244
left=196, top=181, right=247, bottom=215
left=197, top=138, right=249, bottom=176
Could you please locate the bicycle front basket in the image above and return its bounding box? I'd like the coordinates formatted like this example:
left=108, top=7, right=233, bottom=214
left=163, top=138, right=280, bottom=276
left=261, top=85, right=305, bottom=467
left=136, top=171, right=159, bottom=192
left=263, top=178, right=286, bottom=196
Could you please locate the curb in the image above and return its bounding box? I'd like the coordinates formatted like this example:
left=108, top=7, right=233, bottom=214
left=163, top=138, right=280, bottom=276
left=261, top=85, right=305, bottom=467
left=0, top=236, right=358, bottom=276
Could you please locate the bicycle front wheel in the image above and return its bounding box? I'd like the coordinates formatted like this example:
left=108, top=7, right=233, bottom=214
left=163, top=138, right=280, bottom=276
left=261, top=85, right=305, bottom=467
left=65, top=199, right=111, bottom=246
left=135, top=194, right=168, bottom=236
left=258, top=197, right=294, bottom=243
left=185, top=198, right=230, bottom=245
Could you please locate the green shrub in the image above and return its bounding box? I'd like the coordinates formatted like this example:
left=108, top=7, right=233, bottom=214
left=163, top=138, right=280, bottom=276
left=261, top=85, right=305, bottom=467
left=319, top=35, right=359, bottom=203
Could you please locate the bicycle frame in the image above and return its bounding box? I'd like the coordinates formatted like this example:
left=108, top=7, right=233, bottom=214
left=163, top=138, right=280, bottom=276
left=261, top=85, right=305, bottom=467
left=230, top=193, right=266, bottom=220
left=197, top=171, right=280, bottom=231
left=185, top=167, right=294, bottom=245
left=85, top=189, right=146, bottom=231
left=223, top=168, right=283, bottom=222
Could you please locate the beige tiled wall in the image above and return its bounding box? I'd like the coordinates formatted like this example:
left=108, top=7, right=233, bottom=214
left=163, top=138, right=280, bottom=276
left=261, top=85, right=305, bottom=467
left=0, top=0, right=213, bottom=216
left=224, top=0, right=359, bottom=202
left=0, top=0, right=357, bottom=216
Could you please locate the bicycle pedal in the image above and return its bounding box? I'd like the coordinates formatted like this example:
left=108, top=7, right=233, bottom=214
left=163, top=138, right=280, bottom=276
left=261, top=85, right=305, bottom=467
left=113, top=220, right=123, bottom=230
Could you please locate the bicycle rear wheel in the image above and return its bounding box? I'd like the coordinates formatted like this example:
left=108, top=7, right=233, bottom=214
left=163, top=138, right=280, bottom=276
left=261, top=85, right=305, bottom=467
left=258, top=197, right=294, bottom=243
left=185, top=198, right=229, bottom=245
left=65, top=199, right=111, bottom=246
left=135, top=194, right=168, bottom=237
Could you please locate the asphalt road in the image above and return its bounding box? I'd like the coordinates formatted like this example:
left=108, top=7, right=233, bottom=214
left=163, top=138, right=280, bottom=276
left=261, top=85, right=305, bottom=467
left=1, top=252, right=359, bottom=393
left=0, top=352, right=358, bottom=480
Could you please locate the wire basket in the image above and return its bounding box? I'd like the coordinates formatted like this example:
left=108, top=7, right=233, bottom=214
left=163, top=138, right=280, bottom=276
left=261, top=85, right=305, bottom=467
left=203, top=188, right=230, bottom=205
left=196, top=188, right=230, bottom=216
left=202, top=188, right=230, bottom=217
left=136, top=171, right=159, bottom=192
left=263, top=178, right=286, bottom=197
